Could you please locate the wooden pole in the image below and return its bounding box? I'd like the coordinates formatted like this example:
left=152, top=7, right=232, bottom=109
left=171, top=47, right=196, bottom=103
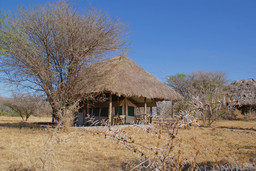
left=150, top=106, right=153, bottom=123
left=108, top=94, right=112, bottom=125
left=144, top=98, right=147, bottom=122
left=124, top=97, right=127, bottom=124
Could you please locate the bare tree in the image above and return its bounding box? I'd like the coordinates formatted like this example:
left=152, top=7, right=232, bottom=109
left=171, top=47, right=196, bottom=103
left=189, top=71, right=227, bottom=125
left=3, top=93, right=49, bottom=121
left=168, top=71, right=228, bottom=126
left=0, top=1, right=127, bottom=125
left=167, top=74, right=190, bottom=99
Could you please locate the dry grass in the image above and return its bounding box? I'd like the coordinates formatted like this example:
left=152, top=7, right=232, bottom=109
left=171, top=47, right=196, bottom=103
left=212, top=120, right=256, bottom=130
left=0, top=116, right=52, bottom=123
left=0, top=116, right=255, bottom=170
left=0, top=117, right=136, bottom=170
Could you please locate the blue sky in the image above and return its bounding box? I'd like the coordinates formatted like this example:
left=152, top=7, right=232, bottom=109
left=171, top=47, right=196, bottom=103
left=0, top=0, right=256, bottom=97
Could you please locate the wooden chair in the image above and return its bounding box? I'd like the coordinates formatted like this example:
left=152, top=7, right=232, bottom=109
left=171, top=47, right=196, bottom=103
left=113, top=115, right=126, bottom=125
left=113, top=116, right=119, bottom=125
left=135, top=115, right=143, bottom=124
left=119, top=115, right=126, bottom=125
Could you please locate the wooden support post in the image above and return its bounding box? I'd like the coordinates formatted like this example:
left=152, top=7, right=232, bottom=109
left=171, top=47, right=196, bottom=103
left=124, top=97, right=127, bottom=124
left=108, top=94, right=112, bottom=124
left=150, top=106, right=153, bottom=123
left=144, top=98, right=147, bottom=122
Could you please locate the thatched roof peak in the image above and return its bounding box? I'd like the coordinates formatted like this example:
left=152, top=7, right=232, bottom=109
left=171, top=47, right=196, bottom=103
left=231, top=78, right=255, bottom=84
left=82, top=55, right=183, bottom=101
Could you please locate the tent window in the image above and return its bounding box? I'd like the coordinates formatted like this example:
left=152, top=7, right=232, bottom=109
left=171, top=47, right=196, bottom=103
left=101, top=107, right=108, bottom=117
left=115, top=106, right=122, bottom=115
left=128, top=106, right=134, bottom=116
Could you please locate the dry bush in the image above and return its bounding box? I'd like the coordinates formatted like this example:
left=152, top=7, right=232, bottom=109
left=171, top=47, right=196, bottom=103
left=83, top=102, right=255, bottom=170
left=85, top=120, right=255, bottom=170
left=167, top=71, right=230, bottom=126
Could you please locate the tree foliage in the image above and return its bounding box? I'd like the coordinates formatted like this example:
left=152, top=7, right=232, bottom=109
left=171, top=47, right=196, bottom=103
left=167, top=74, right=189, bottom=99
left=167, top=70, right=228, bottom=126
left=0, top=1, right=127, bottom=124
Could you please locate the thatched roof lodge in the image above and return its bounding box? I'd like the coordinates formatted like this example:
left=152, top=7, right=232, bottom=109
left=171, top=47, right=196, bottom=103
left=226, top=79, right=256, bottom=113
left=76, top=55, right=182, bottom=125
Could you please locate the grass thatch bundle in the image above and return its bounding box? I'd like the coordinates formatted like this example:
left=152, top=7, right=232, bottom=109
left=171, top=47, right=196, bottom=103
left=82, top=55, right=182, bottom=101
left=226, top=79, right=256, bottom=109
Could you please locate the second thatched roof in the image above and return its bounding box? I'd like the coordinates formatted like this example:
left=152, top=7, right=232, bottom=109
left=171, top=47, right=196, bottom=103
left=226, top=79, right=256, bottom=107
left=82, top=55, right=182, bottom=101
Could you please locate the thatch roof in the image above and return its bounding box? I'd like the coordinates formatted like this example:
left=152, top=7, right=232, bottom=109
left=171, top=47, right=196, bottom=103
left=226, top=79, right=256, bottom=107
left=82, top=55, right=183, bottom=101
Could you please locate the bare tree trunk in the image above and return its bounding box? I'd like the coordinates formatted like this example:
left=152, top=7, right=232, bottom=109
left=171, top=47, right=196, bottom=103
left=25, top=114, right=30, bottom=121
left=19, top=112, right=24, bottom=121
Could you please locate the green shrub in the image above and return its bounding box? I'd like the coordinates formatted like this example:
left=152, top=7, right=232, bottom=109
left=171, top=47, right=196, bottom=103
left=0, top=110, right=20, bottom=117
